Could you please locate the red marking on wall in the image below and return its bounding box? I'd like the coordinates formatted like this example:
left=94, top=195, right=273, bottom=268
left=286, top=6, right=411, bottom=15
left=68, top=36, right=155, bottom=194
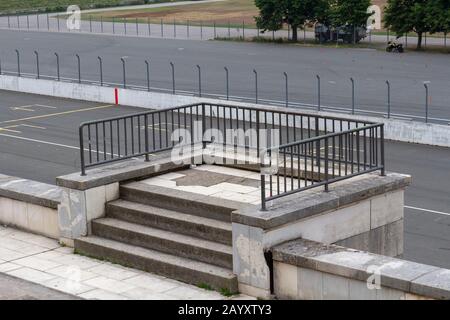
left=114, top=88, right=119, bottom=105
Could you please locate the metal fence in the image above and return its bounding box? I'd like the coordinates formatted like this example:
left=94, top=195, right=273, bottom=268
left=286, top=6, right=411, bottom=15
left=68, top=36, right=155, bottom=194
left=0, top=49, right=442, bottom=124
left=79, top=102, right=385, bottom=209
left=1, top=13, right=449, bottom=48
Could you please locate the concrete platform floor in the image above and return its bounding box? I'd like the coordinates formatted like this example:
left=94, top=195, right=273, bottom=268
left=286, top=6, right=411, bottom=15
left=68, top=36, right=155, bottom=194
left=0, top=226, right=253, bottom=300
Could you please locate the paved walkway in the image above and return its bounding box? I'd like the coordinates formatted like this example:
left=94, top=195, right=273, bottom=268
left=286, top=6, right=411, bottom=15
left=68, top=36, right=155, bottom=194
left=0, top=226, right=253, bottom=300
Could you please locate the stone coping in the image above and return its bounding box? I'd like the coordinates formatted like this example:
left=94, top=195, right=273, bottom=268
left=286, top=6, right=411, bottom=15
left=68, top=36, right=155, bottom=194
left=232, top=172, right=411, bottom=230
left=0, top=174, right=62, bottom=209
left=272, top=239, right=450, bottom=300
left=56, top=150, right=192, bottom=191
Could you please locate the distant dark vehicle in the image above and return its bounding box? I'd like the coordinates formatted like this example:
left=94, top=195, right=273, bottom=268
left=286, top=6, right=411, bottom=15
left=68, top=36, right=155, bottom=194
left=314, top=24, right=367, bottom=44
left=386, top=41, right=404, bottom=53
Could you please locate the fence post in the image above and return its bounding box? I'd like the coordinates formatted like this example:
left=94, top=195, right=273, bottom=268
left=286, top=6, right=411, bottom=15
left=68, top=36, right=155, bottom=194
left=253, top=69, right=258, bottom=104
left=242, top=20, right=245, bottom=39
left=380, top=124, right=386, bottom=176
left=47, top=13, right=49, bottom=30
left=224, top=67, right=229, bottom=100
left=197, top=65, right=202, bottom=97
left=121, top=57, right=126, bottom=89
left=57, top=15, right=60, bottom=31
left=145, top=60, right=150, bottom=91
left=324, top=138, right=329, bottom=192
left=214, top=21, right=216, bottom=38
left=89, top=15, right=92, bottom=32
left=283, top=72, right=288, bottom=107
left=101, top=16, right=103, bottom=33
left=350, top=77, right=355, bottom=114
left=112, top=17, right=115, bottom=34
left=7, top=15, right=10, bottom=28
left=161, top=19, right=163, bottom=37
left=15, top=49, right=20, bottom=77
left=424, top=83, right=429, bottom=123
left=80, top=125, right=86, bottom=176
left=144, top=114, right=150, bottom=162
left=55, top=52, right=61, bottom=81
left=37, top=14, right=39, bottom=29
left=200, top=21, right=203, bottom=39
left=170, top=62, right=175, bottom=94
left=27, top=15, right=30, bottom=29
left=136, top=18, right=139, bottom=36
left=187, top=20, right=190, bottom=38
left=317, top=75, right=321, bottom=111
left=124, top=18, right=127, bottom=35
left=34, top=50, right=40, bottom=79
left=17, top=14, right=20, bottom=29
left=76, top=54, right=81, bottom=83
left=173, top=19, right=176, bottom=38
left=386, top=80, right=391, bottom=118
left=228, top=21, right=231, bottom=38
left=98, top=56, right=103, bottom=86
left=148, top=17, right=151, bottom=36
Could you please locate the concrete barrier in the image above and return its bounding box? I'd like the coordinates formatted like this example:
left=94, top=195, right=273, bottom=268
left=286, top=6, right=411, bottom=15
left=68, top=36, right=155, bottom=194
left=273, top=238, right=450, bottom=300
left=1, top=74, right=449, bottom=148
left=0, top=174, right=62, bottom=239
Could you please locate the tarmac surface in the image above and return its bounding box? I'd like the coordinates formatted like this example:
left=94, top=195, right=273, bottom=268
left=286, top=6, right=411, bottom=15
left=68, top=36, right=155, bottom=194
left=0, top=90, right=449, bottom=270
left=0, top=29, right=449, bottom=123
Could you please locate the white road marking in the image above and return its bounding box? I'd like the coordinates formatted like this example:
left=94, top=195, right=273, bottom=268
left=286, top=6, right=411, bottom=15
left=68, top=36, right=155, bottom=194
left=0, top=133, right=154, bottom=159
left=405, top=205, right=450, bottom=217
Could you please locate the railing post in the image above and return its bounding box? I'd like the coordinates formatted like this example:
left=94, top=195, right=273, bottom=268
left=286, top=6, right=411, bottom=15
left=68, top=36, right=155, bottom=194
left=79, top=125, right=86, bottom=176
left=112, top=17, right=115, bottom=34
left=76, top=54, right=81, bottom=83
left=424, top=82, right=429, bottom=123
left=136, top=18, right=139, bottom=36
left=89, top=15, right=92, bottom=32
left=47, top=13, right=49, bottom=30
left=224, top=67, right=229, bottom=100
left=315, top=117, right=320, bottom=166
left=145, top=60, right=150, bottom=91
left=197, top=65, right=202, bottom=97
left=253, top=69, right=258, bottom=104
left=380, top=124, right=385, bottom=176
left=34, top=50, right=40, bottom=79
left=124, top=17, right=127, bottom=35
left=170, top=62, right=175, bottom=94
left=161, top=19, right=163, bottom=37
left=200, top=21, right=203, bottom=39
left=121, top=57, right=126, bottom=89
left=15, top=49, right=20, bottom=77
left=324, top=138, right=329, bottom=192
left=386, top=80, right=391, bottom=118
left=350, top=77, right=355, bottom=114
left=55, top=52, right=61, bottom=81
left=316, top=75, right=321, bottom=111
left=260, top=149, right=268, bottom=211
left=101, top=16, right=103, bottom=33
left=173, top=19, right=176, bottom=38
left=144, top=114, right=150, bottom=162
left=201, top=103, right=207, bottom=149
left=283, top=72, right=288, bottom=108
left=98, top=56, right=103, bottom=86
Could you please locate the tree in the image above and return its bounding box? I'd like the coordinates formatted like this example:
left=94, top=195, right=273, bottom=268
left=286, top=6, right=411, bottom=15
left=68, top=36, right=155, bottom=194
left=383, top=0, right=448, bottom=49
left=328, top=0, right=371, bottom=43
left=254, top=0, right=329, bottom=41
left=330, top=0, right=372, bottom=27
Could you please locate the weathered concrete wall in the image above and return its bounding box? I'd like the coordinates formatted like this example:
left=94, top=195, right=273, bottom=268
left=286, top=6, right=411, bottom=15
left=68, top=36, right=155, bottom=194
left=1, top=74, right=450, bottom=148
left=231, top=173, right=411, bottom=298
left=273, top=239, right=450, bottom=300
left=0, top=174, right=61, bottom=239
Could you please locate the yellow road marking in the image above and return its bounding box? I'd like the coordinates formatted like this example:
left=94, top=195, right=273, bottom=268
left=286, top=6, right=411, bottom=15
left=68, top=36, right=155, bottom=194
left=1, top=105, right=114, bottom=124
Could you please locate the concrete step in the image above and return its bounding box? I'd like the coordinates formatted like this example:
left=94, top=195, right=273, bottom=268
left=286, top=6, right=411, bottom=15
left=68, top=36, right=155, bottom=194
left=75, top=236, right=238, bottom=293
left=106, top=200, right=232, bottom=246
left=92, top=218, right=233, bottom=269
left=120, top=182, right=236, bottom=222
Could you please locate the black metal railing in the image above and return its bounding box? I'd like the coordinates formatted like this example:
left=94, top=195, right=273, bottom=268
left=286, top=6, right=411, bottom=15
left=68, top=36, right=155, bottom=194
left=260, top=123, right=385, bottom=210
left=79, top=102, right=384, bottom=209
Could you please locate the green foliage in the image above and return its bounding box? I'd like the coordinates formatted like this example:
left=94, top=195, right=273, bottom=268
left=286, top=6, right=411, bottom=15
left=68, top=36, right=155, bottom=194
left=254, top=0, right=374, bottom=41
left=384, top=0, right=450, bottom=49
left=254, top=0, right=330, bottom=40
left=329, top=0, right=372, bottom=27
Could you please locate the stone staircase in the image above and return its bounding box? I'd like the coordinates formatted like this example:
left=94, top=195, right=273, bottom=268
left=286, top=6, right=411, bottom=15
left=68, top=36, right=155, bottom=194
left=74, top=181, right=239, bottom=293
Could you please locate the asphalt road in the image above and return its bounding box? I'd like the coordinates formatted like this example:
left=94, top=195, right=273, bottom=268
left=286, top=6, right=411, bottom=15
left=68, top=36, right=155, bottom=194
left=0, top=29, right=449, bottom=123
left=0, top=90, right=449, bottom=269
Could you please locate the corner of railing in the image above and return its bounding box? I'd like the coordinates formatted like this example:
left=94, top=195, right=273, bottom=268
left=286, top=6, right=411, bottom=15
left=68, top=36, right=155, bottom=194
left=380, top=123, right=386, bottom=176
left=260, top=147, right=269, bottom=211
left=79, top=122, right=87, bottom=176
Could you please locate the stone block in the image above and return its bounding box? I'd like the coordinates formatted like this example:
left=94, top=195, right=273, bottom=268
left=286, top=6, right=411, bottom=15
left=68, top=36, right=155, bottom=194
left=297, top=267, right=323, bottom=300
left=322, top=273, right=349, bottom=300
left=274, top=262, right=298, bottom=299
left=370, top=190, right=404, bottom=229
